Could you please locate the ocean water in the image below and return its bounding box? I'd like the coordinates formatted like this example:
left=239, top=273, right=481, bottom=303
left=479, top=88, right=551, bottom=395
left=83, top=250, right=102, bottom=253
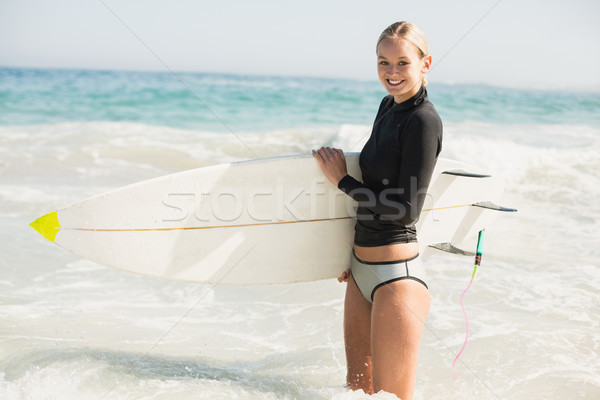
left=1, top=67, right=599, bottom=399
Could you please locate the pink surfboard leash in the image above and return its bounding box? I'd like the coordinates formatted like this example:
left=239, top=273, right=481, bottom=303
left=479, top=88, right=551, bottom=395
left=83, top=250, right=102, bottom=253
left=453, top=229, right=485, bottom=369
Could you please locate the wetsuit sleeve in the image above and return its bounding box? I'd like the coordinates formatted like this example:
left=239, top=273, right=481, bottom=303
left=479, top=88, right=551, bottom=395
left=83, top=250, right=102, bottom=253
left=338, top=111, right=442, bottom=226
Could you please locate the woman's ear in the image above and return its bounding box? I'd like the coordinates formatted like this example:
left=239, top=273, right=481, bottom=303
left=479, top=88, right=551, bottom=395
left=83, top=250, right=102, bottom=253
left=422, top=54, right=432, bottom=74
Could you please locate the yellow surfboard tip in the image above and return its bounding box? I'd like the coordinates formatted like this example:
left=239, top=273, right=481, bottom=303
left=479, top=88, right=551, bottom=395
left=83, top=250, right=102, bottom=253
left=30, top=211, right=61, bottom=243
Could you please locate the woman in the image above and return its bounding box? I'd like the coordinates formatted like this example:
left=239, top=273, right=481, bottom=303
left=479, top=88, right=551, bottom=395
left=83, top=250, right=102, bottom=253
left=313, top=21, right=442, bottom=399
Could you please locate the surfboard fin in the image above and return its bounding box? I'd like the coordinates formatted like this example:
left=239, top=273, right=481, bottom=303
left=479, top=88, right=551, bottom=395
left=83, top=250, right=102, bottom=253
left=473, top=201, right=518, bottom=212
left=29, top=211, right=61, bottom=243
left=442, top=170, right=491, bottom=178
left=429, top=242, right=476, bottom=256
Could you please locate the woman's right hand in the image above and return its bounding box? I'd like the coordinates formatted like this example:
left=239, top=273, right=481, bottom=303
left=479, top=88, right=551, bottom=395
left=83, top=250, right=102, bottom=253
left=312, top=147, right=348, bottom=186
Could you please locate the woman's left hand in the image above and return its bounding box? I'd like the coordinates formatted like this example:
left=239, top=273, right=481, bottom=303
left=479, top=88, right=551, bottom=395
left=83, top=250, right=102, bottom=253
left=337, top=269, right=350, bottom=283
left=312, top=147, right=348, bottom=186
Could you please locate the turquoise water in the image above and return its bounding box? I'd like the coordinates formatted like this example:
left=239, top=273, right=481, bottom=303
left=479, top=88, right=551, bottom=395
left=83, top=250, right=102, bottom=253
left=1, top=67, right=599, bottom=399
left=2, top=67, right=598, bottom=132
left=1, top=68, right=383, bottom=131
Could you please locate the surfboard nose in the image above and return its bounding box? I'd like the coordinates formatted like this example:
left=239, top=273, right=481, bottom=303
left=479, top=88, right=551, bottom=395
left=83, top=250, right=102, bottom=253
left=30, top=211, right=61, bottom=243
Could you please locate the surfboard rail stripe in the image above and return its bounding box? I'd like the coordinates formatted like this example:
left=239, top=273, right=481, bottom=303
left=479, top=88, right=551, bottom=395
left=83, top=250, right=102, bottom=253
left=62, top=216, right=355, bottom=232
left=31, top=201, right=516, bottom=236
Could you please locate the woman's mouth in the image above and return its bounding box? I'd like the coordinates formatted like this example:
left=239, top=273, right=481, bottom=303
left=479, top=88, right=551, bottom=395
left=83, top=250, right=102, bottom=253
left=387, top=79, right=404, bottom=87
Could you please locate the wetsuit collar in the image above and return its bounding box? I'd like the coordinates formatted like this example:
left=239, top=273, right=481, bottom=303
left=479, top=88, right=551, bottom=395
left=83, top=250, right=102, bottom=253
left=391, top=85, right=427, bottom=112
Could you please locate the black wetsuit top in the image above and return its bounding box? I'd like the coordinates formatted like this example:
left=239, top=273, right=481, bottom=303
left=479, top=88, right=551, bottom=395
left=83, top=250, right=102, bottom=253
left=338, top=85, right=443, bottom=246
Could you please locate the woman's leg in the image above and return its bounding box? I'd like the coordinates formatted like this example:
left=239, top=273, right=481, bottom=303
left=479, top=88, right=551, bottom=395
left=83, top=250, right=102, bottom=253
left=371, top=279, right=430, bottom=400
left=344, top=273, right=373, bottom=393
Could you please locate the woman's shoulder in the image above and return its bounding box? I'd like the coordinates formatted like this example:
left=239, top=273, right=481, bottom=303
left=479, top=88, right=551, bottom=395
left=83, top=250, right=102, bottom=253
left=380, top=94, right=395, bottom=105
left=403, top=101, right=443, bottom=140
left=377, top=95, right=395, bottom=112
left=371, top=95, right=394, bottom=120
left=411, top=99, right=442, bottom=125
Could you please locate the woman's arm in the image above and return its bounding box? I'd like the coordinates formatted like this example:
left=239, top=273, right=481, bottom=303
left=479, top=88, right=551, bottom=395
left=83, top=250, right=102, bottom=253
left=337, top=112, right=441, bottom=226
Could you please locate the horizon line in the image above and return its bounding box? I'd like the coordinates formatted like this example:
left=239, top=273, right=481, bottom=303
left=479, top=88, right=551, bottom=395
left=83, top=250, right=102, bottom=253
left=1, top=64, right=599, bottom=94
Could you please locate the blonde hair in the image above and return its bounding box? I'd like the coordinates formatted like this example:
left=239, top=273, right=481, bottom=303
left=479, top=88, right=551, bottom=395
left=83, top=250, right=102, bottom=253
left=377, top=21, right=430, bottom=87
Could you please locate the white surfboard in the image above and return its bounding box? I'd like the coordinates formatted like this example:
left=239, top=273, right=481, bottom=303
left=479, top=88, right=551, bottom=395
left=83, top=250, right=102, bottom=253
left=30, top=154, right=514, bottom=284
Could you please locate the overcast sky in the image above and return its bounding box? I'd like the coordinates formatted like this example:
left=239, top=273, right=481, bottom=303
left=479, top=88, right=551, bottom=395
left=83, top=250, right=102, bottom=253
left=1, top=0, right=598, bottom=91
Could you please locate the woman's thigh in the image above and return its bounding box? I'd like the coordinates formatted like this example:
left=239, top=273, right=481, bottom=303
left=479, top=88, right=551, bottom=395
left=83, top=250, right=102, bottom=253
left=344, top=273, right=373, bottom=392
left=371, top=279, right=430, bottom=399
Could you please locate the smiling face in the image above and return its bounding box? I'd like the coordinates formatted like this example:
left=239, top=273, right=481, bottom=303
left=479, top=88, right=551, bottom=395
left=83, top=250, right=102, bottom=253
left=377, top=37, right=432, bottom=103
